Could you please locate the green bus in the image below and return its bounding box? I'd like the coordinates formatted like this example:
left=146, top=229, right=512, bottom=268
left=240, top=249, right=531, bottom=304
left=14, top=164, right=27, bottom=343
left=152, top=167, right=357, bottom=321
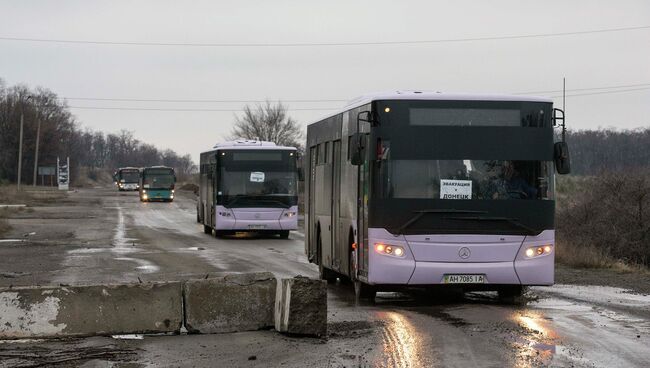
left=140, top=166, right=176, bottom=202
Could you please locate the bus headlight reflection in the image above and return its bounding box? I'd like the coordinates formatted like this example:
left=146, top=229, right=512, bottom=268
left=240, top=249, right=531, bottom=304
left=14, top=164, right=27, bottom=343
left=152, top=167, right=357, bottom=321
left=375, top=243, right=405, bottom=258
left=525, top=245, right=553, bottom=258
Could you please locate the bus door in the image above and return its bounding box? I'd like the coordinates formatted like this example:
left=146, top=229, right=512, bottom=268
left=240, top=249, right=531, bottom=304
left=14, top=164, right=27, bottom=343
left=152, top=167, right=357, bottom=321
left=207, top=156, right=216, bottom=228
left=357, top=131, right=371, bottom=279
left=331, top=140, right=342, bottom=272
left=307, top=146, right=318, bottom=260
left=315, top=143, right=333, bottom=268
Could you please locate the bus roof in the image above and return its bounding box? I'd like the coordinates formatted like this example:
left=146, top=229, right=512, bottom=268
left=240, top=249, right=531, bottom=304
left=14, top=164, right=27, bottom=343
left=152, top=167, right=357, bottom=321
left=201, top=140, right=298, bottom=154
left=118, top=167, right=140, bottom=171
left=312, top=90, right=554, bottom=124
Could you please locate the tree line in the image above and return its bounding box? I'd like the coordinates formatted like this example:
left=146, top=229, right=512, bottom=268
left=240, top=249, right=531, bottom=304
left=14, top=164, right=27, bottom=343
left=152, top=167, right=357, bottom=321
left=0, top=79, right=195, bottom=185
left=566, top=128, right=650, bottom=175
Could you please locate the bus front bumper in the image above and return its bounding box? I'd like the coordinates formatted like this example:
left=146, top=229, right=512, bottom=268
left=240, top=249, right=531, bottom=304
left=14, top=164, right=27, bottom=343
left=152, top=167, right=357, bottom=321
left=366, top=229, right=554, bottom=286
left=214, top=206, right=298, bottom=231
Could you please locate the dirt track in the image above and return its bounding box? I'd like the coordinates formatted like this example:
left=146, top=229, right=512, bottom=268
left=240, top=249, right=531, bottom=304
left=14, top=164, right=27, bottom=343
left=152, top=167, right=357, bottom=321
left=1, top=187, right=649, bottom=367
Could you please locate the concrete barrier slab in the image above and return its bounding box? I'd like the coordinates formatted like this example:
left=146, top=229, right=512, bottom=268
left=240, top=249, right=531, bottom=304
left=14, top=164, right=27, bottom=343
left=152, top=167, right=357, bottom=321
left=0, top=282, right=182, bottom=339
left=184, top=272, right=276, bottom=334
left=275, top=276, right=327, bottom=337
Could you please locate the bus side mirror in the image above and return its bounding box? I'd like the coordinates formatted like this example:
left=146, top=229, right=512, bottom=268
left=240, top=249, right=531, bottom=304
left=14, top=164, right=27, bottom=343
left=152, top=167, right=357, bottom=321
left=296, top=155, right=305, bottom=182
left=554, top=142, right=571, bottom=175
left=350, top=133, right=365, bottom=166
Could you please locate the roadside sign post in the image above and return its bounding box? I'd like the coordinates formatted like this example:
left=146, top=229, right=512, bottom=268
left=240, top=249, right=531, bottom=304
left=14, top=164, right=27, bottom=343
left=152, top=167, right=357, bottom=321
left=57, top=157, right=70, bottom=191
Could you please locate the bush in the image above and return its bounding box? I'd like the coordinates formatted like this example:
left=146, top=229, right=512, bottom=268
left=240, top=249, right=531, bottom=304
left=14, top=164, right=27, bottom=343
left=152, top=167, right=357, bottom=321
left=556, top=171, right=650, bottom=267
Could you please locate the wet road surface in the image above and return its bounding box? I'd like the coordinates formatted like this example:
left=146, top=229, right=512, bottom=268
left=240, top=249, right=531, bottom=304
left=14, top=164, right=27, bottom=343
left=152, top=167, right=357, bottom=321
left=1, top=188, right=649, bottom=367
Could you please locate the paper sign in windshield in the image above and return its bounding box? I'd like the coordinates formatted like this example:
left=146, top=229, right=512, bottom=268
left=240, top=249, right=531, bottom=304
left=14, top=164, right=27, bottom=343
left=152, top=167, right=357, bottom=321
left=250, top=171, right=265, bottom=183
left=440, top=179, right=472, bottom=200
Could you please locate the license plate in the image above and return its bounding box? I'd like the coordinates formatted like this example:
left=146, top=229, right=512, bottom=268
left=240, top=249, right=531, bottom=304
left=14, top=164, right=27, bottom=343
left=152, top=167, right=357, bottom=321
left=248, top=225, right=266, bottom=230
left=443, top=274, right=486, bottom=284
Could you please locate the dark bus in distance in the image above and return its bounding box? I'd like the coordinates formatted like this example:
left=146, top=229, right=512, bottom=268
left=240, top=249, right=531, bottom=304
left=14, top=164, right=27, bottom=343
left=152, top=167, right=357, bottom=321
left=139, top=166, right=176, bottom=202
left=113, top=167, right=141, bottom=191
left=305, top=91, right=570, bottom=300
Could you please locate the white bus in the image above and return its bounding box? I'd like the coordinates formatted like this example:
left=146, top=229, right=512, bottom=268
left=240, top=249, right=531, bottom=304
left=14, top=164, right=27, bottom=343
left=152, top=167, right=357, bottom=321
left=305, top=91, right=570, bottom=300
left=198, top=140, right=300, bottom=238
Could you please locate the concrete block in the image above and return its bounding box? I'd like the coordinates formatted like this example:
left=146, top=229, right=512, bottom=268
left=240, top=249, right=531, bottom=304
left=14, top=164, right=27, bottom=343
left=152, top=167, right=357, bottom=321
left=184, top=272, right=276, bottom=334
left=275, top=276, right=327, bottom=337
left=0, top=282, right=183, bottom=339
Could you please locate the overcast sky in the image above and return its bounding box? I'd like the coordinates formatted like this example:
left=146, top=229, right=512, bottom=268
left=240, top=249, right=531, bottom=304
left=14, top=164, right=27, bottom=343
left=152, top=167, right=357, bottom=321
left=1, top=0, right=649, bottom=162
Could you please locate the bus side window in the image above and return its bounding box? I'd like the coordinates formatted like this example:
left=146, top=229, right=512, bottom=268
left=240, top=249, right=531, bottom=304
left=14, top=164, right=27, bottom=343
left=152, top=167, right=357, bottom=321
left=324, top=142, right=330, bottom=163
left=347, top=136, right=352, bottom=161
left=317, top=143, right=324, bottom=165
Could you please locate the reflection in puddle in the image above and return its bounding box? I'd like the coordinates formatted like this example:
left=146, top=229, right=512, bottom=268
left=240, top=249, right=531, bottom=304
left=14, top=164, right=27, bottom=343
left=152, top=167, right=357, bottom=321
left=376, top=311, right=422, bottom=368
left=512, top=312, right=560, bottom=367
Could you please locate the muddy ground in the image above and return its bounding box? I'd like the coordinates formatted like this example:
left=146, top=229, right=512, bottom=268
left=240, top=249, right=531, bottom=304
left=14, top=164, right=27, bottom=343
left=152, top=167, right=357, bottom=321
left=1, top=187, right=649, bottom=367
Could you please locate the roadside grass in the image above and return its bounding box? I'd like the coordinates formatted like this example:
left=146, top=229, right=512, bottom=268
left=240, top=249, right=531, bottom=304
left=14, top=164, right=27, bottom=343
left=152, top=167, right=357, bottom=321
left=555, top=173, right=650, bottom=272
left=555, top=238, right=641, bottom=272
left=0, top=208, right=13, bottom=237
left=0, top=185, right=66, bottom=205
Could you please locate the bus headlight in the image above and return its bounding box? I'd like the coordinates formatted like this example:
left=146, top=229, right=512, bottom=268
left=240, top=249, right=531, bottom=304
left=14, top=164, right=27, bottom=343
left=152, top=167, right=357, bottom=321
left=142, top=194, right=148, bottom=200
left=283, top=211, right=297, bottom=218
left=218, top=211, right=232, bottom=217
left=375, top=243, right=406, bottom=258
left=525, top=245, right=553, bottom=258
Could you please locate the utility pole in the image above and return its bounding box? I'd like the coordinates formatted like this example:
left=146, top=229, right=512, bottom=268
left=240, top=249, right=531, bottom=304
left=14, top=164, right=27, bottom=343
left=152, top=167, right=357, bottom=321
left=17, top=112, right=24, bottom=190
left=33, top=112, right=41, bottom=187
left=16, top=94, right=32, bottom=190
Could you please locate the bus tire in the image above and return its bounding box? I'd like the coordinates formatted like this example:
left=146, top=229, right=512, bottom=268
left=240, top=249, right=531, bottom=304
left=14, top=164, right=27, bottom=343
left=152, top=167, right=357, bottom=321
left=354, top=281, right=376, bottom=302
left=203, top=225, right=212, bottom=235
left=498, top=285, right=525, bottom=304
left=317, top=230, right=337, bottom=283
left=279, top=230, right=290, bottom=239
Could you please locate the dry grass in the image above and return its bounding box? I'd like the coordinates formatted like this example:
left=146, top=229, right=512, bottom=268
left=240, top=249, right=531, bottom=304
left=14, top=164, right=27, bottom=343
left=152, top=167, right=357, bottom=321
left=0, top=208, right=12, bottom=237
left=0, top=186, right=66, bottom=205
left=556, top=172, right=650, bottom=270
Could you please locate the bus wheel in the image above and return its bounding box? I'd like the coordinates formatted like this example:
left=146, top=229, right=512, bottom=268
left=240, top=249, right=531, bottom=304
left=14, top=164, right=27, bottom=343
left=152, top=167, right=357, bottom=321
left=203, top=225, right=212, bottom=235
left=354, top=281, right=376, bottom=303
left=278, top=230, right=290, bottom=239
left=317, top=232, right=337, bottom=283
left=350, top=251, right=376, bottom=302
left=498, top=285, right=525, bottom=304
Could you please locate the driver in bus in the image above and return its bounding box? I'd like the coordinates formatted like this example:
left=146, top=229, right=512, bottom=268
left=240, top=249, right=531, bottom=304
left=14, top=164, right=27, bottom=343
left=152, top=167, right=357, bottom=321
left=504, top=161, right=538, bottom=199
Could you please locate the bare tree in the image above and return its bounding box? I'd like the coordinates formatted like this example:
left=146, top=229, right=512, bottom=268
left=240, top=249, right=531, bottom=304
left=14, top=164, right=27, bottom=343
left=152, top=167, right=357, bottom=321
left=229, top=101, right=303, bottom=150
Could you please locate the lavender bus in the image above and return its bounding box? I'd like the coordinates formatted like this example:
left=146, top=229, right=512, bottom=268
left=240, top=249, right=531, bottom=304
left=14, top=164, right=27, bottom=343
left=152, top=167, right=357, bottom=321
left=197, top=140, right=300, bottom=238
left=305, top=91, right=570, bottom=300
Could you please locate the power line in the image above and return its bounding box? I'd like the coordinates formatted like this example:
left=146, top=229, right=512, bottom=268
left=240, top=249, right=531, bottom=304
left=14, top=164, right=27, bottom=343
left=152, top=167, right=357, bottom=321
left=63, top=87, right=650, bottom=112
left=67, top=106, right=339, bottom=112
left=2, top=25, right=649, bottom=47
left=60, top=97, right=347, bottom=103
left=549, top=86, right=650, bottom=98
left=514, top=82, right=650, bottom=95
left=60, top=82, right=650, bottom=104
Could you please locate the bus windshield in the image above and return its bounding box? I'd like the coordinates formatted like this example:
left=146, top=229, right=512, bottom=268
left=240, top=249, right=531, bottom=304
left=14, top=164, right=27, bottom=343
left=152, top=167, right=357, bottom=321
left=378, top=160, right=554, bottom=200
left=120, top=170, right=140, bottom=183
left=143, top=169, right=175, bottom=189
left=217, top=150, right=298, bottom=208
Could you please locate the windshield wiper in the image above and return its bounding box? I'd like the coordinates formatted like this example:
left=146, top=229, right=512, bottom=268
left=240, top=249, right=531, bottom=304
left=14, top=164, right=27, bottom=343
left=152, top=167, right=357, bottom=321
left=396, top=209, right=487, bottom=235
left=445, top=216, right=541, bottom=235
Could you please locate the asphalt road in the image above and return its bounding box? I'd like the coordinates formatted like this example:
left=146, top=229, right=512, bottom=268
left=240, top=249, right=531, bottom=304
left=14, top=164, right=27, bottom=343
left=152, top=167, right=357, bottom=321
left=1, top=188, right=649, bottom=367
